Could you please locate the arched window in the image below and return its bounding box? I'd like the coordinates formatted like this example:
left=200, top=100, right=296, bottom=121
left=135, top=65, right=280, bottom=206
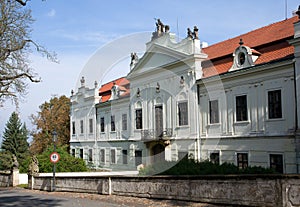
left=135, top=101, right=143, bottom=129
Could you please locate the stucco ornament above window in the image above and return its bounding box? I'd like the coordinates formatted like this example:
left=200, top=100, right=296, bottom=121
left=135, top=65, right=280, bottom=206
left=229, top=39, right=260, bottom=72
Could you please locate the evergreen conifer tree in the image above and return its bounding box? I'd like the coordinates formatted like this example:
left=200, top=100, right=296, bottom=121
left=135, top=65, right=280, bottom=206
left=0, top=112, right=29, bottom=170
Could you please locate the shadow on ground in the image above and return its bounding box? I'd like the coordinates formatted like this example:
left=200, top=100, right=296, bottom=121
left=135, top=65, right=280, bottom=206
left=0, top=188, right=65, bottom=207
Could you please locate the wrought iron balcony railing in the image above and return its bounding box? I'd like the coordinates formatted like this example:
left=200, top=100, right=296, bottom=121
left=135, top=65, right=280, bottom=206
left=141, top=128, right=173, bottom=141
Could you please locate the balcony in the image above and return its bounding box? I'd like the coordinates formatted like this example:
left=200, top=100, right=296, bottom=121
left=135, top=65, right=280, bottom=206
left=141, top=128, right=173, bottom=141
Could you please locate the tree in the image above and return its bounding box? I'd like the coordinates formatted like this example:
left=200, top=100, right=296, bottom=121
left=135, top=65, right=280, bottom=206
left=37, top=145, right=87, bottom=173
left=30, top=95, right=70, bottom=154
left=0, top=112, right=29, bottom=171
left=0, top=0, right=57, bottom=105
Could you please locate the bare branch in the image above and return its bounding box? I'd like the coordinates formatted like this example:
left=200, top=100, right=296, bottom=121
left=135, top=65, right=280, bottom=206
left=0, top=1, right=56, bottom=105
left=14, top=0, right=30, bottom=6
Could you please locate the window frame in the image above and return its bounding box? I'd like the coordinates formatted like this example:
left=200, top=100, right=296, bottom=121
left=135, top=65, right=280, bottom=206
left=89, top=118, right=93, bottom=134
left=122, top=114, right=127, bottom=131
left=110, top=149, right=116, bottom=164
left=88, top=149, right=93, bottom=162
left=100, top=117, right=105, bottom=133
left=122, top=149, right=128, bottom=164
left=100, top=149, right=105, bottom=163
left=235, top=95, right=248, bottom=122
left=79, top=149, right=84, bottom=159
left=135, top=108, right=143, bottom=130
left=111, top=115, right=115, bottom=132
left=178, top=101, right=188, bottom=126
left=267, top=89, right=282, bottom=119
left=236, top=152, right=248, bottom=169
left=269, top=153, right=284, bottom=173
left=80, top=120, right=84, bottom=134
left=210, top=152, right=220, bottom=165
left=72, top=121, right=76, bottom=135
left=209, top=99, right=219, bottom=124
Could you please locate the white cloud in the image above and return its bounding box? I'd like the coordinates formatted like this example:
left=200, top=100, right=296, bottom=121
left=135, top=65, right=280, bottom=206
left=47, top=9, right=56, bottom=17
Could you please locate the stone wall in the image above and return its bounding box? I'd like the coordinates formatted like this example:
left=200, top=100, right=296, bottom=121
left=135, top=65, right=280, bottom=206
left=33, top=174, right=300, bottom=207
left=0, top=171, right=11, bottom=187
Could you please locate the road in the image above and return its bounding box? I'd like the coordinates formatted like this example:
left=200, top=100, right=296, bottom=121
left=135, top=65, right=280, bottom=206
left=0, top=187, right=219, bottom=207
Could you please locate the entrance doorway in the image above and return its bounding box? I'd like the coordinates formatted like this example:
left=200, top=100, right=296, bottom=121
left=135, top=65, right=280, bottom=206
left=151, top=144, right=165, bottom=163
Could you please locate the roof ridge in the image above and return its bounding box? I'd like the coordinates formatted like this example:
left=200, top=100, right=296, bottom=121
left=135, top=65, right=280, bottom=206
left=206, top=16, right=297, bottom=50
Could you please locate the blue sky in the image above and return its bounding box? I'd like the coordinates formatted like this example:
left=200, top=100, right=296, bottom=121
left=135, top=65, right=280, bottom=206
left=0, top=0, right=299, bottom=142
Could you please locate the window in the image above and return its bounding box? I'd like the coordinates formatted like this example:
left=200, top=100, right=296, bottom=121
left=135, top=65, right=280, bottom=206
left=111, top=115, right=115, bottom=132
left=210, top=152, right=220, bottom=165
left=237, top=153, right=248, bottom=169
left=111, top=149, right=116, bottom=164
left=268, top=90, right=282, bottom=119
left=80, top=120, right=84, bottom=134
left=88, top=149, right=93, bottom=162
left=178, top=102, right=188, bottom=126
left=236, top=95, right=248, bottom=121
left=79, top=149, right=83, bottom=159
left=100, top=117, right=105, bottom=132
left=135, top=109, right=143, bottom=129
left=270, top=154, right=283, bottom=173
left=100, top=149, right=105, bottom=163
left=209, top=100, right=219, bottom=124
left=135, top=150, right=142, bottom=166
left=72, top=121, right=76, bottom=135
left=122, top=114, right=127, bottom=131
left=71, top=149, right=75, bottom=157
left=122, top=150, right=128, bottom=164
left=238, top=52, right=245, bottom=65
left=89, top=119, right=93, bottom=134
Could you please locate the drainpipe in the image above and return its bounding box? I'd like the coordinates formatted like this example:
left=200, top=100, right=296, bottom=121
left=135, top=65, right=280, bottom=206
left=196, top=84, right=201, bottom=161
left=293, top=61, right=300, bottom=174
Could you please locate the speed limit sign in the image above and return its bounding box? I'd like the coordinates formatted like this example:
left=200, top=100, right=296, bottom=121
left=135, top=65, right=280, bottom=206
left=50, top=152, right=60, bottom=163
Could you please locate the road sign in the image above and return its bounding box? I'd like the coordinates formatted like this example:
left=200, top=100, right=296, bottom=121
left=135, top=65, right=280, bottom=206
left=50, top=152, right=60, bottom=163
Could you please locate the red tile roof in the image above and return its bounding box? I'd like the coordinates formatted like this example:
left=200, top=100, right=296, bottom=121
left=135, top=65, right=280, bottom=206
left=98, top=16, right=298, bottom=101
left=99, top=77, right=130, bottom=102
left=202, top=16, right=297, bottom=78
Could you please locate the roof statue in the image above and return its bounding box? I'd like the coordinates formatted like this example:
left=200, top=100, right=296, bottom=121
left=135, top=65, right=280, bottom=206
left=151, top=18, right=170, bottom=41
left=156, top=18, right=164, bottom=36
left=187, top=26, right=199, bottom=40
left=187, top=28, right=193, bottom=39
left=130, top=52, right=139, bottom=70
left=80, top=76, right=85, bottom=87
left=193, top=26, right=199, bottom=40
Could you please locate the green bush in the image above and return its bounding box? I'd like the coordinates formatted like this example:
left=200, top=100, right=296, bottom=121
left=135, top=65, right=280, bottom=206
left=37, top=145, right=88, bottom=173
left=139, top=155, right=275, bottom=176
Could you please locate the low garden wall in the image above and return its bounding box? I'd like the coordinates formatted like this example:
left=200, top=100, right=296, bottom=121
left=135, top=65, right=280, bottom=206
left=0, top=171, right=10, bottom=187
left=33, top=174, right=300, bottom=207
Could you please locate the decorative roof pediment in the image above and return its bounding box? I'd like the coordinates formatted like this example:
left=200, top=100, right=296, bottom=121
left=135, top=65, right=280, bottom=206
left=127, top=42, right=190, bottom=79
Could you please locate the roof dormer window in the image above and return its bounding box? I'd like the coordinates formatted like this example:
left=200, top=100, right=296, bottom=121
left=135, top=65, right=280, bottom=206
left=229, top=39, right=259, bottom=72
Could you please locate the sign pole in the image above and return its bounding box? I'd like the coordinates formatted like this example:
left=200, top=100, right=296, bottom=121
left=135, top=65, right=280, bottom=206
left=52, top=130, right=58, bottom=192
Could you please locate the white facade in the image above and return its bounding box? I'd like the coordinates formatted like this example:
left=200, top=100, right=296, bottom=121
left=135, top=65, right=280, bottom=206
left=70, top=15, right=300, bottom=173
left=198, top=58, right=297, bottom=173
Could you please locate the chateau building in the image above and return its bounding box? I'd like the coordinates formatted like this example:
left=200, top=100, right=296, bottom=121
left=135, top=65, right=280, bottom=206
left=70, top=9, right=300, bottom=173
